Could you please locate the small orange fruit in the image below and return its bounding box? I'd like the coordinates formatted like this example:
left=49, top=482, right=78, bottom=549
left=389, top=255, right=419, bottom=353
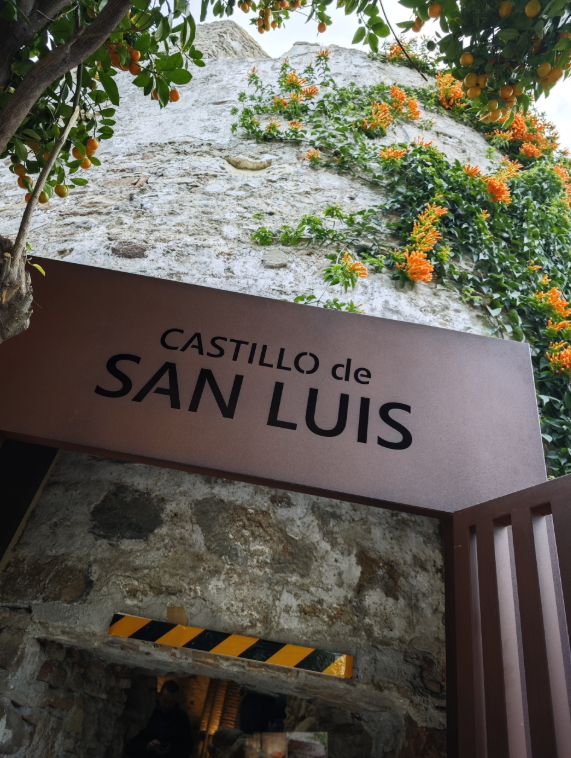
left=110, top=53, right=120, bottom=67
left=467, top=86, right=482, bottom=98
left=318, top=21, right=327, bottom=32
left=499, top=1, right=513, bottom=16
left=537, top=61, right=551, bottom=77
left=17, top=175, right=31, bottom=188
left=169, top=89, right=180, bottom=102
left=86, top=138, right=99, bottom=151
left=513, top=82, right=525, bottom=95
left=477, top=74, right=488, bottom=87
left=129, top=62, right=141, bottom=75
left=25, top=192, right=32, bottom=202
left=499, top=84, right=513, bottom=99
left=547, top=66, right=563, bottom=83
left=152, top=88, right=159, bottom=100
left=55, top=184, right=68, bottom=198
left=38, top=191, right=48, bottom=203
left=460, top=52, right=474, bottom=66
left=129, top=49, right=141, bottom=62
left=464, top=73, right=478, bottom=87
left=72, top=146, right=84, bottom=160
left=14, top=164, right=26, bottom=177
left=271, top=20, right=278, bottom=27
left=428, top=3, right=442, bottom=16
left=525, top=0, right=541, bottom=15
left=42, top=151, right=50, bottom=160
left=86, top=147, right=96, bottom=157
left=487, top=99, right=499, bottom=111
left=81, top=157, right=92, bottom=169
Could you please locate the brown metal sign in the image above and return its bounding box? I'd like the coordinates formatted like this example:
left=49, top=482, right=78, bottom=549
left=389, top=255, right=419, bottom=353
left=0, top=258, right=545, bottom=516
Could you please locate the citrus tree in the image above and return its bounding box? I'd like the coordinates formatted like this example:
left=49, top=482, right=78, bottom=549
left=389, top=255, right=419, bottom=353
left=0, top=0, right=201, bottom=342
left=1, top=0, right=570, bottom=343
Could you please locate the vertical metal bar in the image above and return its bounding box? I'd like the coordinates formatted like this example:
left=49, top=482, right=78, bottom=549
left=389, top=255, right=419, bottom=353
left=475, top=517, right=509, bottom=758
left=511, top=508, right=557, bottom=757
left=470, top=528, right=488, bottom=758
left=453, top=513, right=479, bottom=758
left=552, top=492, right=571, bottom=685
left=545, top=514, right=571, bottom=709
left=444, top=518, right=459, bottom=758
left=493, top=524, right=528, bottom=758
left=532, top=513, right=571, bottom=756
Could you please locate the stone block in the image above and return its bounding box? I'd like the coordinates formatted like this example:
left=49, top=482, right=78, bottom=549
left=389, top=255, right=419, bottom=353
left=111, top=242, right=148, bottom=258
left=0, top=628, right=26, bottom=672
left=0, top=702, right=26, bottom=754
left=43, top=641, right=66, bottom=662
left=0, top=609, right=32, bottom=631
left=40, top=691, right=75, bottom=710
left=108, top=687, right=127, bottom=703
left=36, top=661, right=67, bottom=687
left=26, top=715, right=61, bottom=758
left=226, top=155, right=272, bottom=170
left=62, top=737, right=77, bottom=752
left=262, top=249, right=289, bottom=268
left=85, top=660, right=107, bottom=684
left=63, top=700, right=84, bottom=734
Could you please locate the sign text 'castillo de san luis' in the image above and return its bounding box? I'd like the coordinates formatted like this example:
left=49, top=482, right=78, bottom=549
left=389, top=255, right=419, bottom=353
left=0, top=258, right=546, bottom=516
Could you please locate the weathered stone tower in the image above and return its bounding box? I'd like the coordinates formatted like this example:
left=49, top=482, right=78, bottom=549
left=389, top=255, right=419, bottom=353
left=0, top=20, right=498, bottom=758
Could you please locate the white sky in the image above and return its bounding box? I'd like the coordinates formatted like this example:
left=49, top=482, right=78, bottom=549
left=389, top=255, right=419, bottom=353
left=202, top=1, right=571, bottom=150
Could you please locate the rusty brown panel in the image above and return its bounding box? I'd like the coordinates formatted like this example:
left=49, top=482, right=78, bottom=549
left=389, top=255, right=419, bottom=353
left=474, top=517, right=510, bottom=758
left=511, top=508, right=558, bottom=757
left=0, top=258, right=546, bottom=517
left=452, top=512, right=479, bottom=758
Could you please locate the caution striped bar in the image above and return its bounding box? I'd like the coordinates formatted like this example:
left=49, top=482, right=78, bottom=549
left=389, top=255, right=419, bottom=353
left=108, top=613, right=353, bottom=679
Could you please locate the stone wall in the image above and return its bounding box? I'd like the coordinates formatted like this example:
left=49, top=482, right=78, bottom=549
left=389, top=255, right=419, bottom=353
left=0, top=20, right=495, bottom=758
left=0, top=452, right=446, bottom=756
left=0, top=608, right=156, bottom=757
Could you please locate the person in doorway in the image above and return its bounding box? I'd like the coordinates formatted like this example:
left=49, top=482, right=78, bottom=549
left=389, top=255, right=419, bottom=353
left=125, top=680, right=193, bottom=757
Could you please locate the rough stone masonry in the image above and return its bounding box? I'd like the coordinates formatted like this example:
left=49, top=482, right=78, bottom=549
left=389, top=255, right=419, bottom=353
left=0, top=20, right=496, bottom=757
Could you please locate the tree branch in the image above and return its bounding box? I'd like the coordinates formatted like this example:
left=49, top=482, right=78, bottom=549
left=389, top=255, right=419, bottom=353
left=0, top=0, right=132, bottom=156
left=10, top=71, right=81, bottom=269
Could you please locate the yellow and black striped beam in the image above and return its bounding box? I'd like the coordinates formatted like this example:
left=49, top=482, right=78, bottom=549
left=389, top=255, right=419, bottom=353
left=108, top=613, right=353, bottom=679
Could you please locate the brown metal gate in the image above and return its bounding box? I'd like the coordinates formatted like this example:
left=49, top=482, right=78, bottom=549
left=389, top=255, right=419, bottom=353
left=450, top=475, right=571, bottom=758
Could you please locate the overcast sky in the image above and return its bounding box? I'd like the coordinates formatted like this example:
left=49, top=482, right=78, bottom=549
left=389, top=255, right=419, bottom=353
left=203, top=1, right=571, bottom=150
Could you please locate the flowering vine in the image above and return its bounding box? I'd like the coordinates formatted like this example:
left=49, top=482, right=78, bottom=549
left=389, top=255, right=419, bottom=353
left=238, top=50, right=571, bottom=475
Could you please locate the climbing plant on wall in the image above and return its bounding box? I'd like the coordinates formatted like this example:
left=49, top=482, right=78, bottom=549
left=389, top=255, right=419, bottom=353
left=234, top=50, right=571, bottom=476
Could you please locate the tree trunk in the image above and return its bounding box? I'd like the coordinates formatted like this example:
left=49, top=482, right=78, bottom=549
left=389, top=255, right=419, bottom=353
left=0, top=237, right=32, bottom=343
